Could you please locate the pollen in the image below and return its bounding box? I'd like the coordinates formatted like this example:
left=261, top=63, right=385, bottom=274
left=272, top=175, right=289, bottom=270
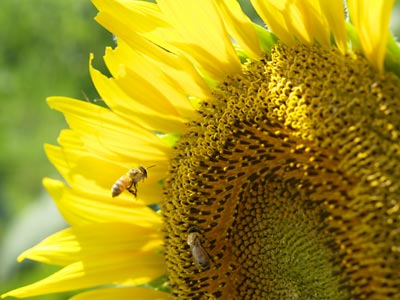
left=162, top=45, right=400, bottom=299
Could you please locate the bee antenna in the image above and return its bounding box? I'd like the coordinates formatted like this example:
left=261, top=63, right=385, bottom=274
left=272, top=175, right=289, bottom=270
left=146, top=165, right=156, bottom=169
left=81, top=90, right=90, bottom=102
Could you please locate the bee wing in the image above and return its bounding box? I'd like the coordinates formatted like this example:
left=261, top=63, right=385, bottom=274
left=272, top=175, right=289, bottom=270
left=192, top=245, right=210, bottom=269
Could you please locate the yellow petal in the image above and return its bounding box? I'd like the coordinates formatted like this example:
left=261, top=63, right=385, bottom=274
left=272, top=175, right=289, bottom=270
left=298, top=0, right=331, bottom=46
left=93, top=0, right=241, bottom=80
left=217, top=0, right=262, bottom=58
left=252, top=0, right=331, bottom=46
left=101, top=45, right=196, bottom=119
left=45, top=138, right=166, bottom=205
left=47, top=97, right=171, bottom=161
left=45, top=131, right=168, bottom=189
left=5, top=246, right=164, bottom=298
left=70, top=288, right=173, bottom=300
left=89, top=58, right=191, bottom=134
left=155, top=0, right=242, bottom=79
left=318, top=0, right=347, bottom=53
left=251, top=0, right=295, bottom=45
left=43, top=178, right=162, bottom=226
left=96, top=4, right=215, bottom=92
left=347, top=0, right=394, bottom=72
left=92, top=0, right=169, bottom=42
left=103, top=40, right=210, bottom=114
left=18, top=223, right=162, bottom=266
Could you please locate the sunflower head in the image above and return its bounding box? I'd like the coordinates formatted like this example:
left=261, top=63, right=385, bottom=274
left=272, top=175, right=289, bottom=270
left=162, top=42, right=400, bottom=299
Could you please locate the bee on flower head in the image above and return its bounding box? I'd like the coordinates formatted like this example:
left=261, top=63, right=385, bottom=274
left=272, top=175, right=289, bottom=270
left=111, top=165, right=155, bottom=198
left=187, top=227, right=210, bottom=270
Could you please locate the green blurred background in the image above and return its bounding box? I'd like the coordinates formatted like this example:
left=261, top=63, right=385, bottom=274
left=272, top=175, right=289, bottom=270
left=0, top=0, right=111, bottom=297
left=0, top=0, right=399, bottom=299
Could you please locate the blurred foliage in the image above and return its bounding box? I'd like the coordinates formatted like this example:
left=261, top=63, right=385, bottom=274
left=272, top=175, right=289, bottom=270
left=0, top=0, right=399, bottom=298
left=0, top=0, right=111, bottom=296
left=393, top=1, right=400, bottom=36
left=0, top=0, right=110, bottom=215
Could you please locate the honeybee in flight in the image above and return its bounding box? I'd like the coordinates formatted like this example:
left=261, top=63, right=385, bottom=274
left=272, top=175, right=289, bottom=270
left=187, top=227, right=210, bottom=270
left=111, top=165, right=155, bottom=198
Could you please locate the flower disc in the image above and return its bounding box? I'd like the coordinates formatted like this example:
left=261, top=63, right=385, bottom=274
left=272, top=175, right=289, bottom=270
left=163, top=45, right=400, bottom=299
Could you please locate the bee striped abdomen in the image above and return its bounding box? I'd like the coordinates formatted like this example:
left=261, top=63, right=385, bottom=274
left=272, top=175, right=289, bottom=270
left=111, top=175, right=131, bottom=197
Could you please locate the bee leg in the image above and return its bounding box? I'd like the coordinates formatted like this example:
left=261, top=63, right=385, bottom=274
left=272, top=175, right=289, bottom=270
left=127, top=183, right=138, bottom=197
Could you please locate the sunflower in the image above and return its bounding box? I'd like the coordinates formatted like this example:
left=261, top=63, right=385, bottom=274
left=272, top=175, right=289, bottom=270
left=3, top=0, right=400, bottom=299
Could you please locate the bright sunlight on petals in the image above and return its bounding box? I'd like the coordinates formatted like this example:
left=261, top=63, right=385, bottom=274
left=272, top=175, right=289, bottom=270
left=43, top=178, right=162, bottom=226
left=155, top=0, right=242, bottom=79
left=47, top=97, right=171, bottom=161
left=93, top=0, right=242, bottom=80
left=252, top=0, right=332, bottom=46
left=348, top=0, right=395, bottom=72
left=217, top=0, right=262, bottom=59
left=17, top=223, right=162, bottom=266
left=69, top=287, right=173, bottom=300
left=4, top=254, right=164, bottom=298
left=319, top=0, right=347, bottom=52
